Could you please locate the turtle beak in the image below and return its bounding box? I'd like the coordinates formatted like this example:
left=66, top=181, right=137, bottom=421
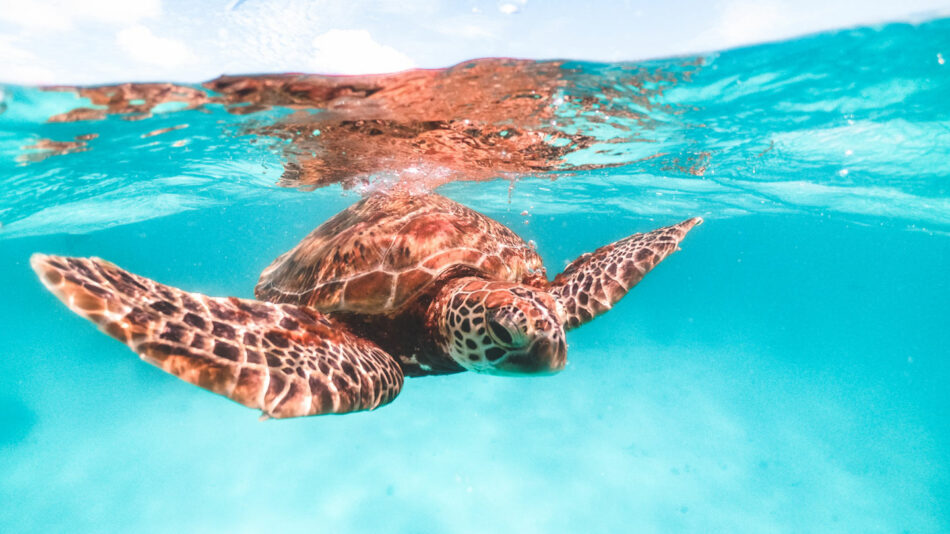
left=531, top=336, right=567, bottom=373
left=497, top=335, right=566, bottom=375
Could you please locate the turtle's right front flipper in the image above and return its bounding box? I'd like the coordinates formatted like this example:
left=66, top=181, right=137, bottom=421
left=30, top=254, right=404, bottom=419
left=551, top=217, right=702, bottom=330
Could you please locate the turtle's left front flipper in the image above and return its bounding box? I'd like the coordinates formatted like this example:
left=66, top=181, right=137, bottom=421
left=30, top=254, right=404, bottom=418
left=551, top=217, right=702, bottom=330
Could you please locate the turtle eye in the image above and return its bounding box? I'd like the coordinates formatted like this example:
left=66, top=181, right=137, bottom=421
left=487, top=318, right=516, bottom=347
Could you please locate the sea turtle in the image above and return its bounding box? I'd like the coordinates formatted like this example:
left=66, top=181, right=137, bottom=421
left=31, top=192, right=701, bottom=419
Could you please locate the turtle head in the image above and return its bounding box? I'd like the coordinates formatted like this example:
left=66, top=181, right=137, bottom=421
left=430, top=278, right=567, bottom=375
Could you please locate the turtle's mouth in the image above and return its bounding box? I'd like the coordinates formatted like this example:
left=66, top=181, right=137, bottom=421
left=490, top=336, right=566, bottom=376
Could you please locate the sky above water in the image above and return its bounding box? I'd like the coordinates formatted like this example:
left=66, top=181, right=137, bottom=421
left=1, top=0, right=950, bottom=85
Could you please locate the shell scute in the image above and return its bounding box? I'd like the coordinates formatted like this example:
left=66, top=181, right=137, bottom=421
left=422, top=248, right=485, bottom=270
left=393, top=269, right=435, bottom=306
left=255, top=193, right=544, bottom=314
left=477, top=255, right=507, bottom=277
left=343, top=271, right=394, bottom=311
left=310, top=280, right=344, bottom=309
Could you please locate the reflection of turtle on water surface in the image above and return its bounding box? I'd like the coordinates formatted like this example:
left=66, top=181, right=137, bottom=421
left=31, top=193, right=701, bottom=419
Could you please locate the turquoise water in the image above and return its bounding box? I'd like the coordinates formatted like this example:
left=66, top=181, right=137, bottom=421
left=1, top=18, right=949, bottom=533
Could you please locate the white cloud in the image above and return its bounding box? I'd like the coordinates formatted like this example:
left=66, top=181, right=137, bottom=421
left=499, top=3, right=520, bottom=15
left=683, top=0, right=950, bottom=55
left=0, top=37, right=56, bottom=84
left=444, top=23, right=497, bottom=40
left=0, top=37, right=34, bottom=63
left=222, top=0, right=328, bottom=72
left=0, top=64, right=57, bottom=85
left=0, top=0, right=161, bottom=30
left=309, top=29, right=415, bottom=74
left=77, top=0, right=162, bottom=25
left=0, top=2, right=71, bottom=30
left=713, top=0, right=793, bottom=48
left=116, top=25, right=196, bottom=68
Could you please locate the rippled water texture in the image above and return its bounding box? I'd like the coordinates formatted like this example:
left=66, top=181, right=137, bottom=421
left=3, top=19, right=947, bottom=238
left=1, top=18, right=948, bottom=534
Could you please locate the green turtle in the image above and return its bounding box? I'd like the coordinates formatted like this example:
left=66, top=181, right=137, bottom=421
left=31, top=192, right=701, bottom=419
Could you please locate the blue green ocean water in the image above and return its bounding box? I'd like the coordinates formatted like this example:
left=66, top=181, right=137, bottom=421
left=1, top=18, right=949, bottom=533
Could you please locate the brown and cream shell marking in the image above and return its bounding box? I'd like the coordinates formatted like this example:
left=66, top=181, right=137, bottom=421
left=31, top=192, right=701, bottom=419
left=255, top=193, right=546, bottom=314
